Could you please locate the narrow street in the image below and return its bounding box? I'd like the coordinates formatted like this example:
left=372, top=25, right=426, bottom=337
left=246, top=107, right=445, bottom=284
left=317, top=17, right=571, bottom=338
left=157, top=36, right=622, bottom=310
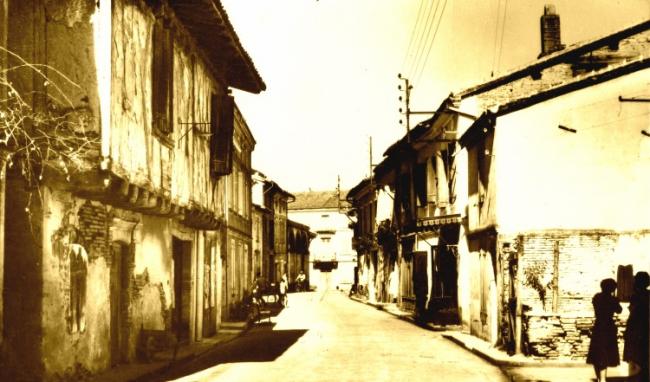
left=147, top=291, right=508, bottom=382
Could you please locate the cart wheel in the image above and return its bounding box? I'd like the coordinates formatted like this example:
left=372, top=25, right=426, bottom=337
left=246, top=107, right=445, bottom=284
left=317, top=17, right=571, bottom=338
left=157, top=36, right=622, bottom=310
left=247, top=304, right=260, bottom=324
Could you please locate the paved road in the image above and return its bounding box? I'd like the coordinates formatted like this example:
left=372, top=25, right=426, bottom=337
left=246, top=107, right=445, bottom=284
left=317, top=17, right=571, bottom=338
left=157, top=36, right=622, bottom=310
left=153, top=290, right=509, bottom=382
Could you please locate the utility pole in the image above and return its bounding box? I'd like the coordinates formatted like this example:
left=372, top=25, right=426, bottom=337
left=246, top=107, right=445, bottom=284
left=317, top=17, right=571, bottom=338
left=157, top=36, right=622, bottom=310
left=369, top=136, right=373, bottom=183
left=397, top=74, right=413, bottom=143
left=397, top=73, right=416, bottom=229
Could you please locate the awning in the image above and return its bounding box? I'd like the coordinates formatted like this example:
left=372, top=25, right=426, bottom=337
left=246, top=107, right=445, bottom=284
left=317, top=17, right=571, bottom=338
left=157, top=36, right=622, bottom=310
left=415, top=214, right=462, bottom=232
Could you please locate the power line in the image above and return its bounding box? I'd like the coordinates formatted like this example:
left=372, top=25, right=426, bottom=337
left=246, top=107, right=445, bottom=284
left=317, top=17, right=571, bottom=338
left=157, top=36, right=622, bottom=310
left=491, top=0, right=502, bottom=76
left=406, top=0, right=436, bottom=76
left=410, top=0, right=440, bottom=79
left=496, top=0, right=509, bottom=73
left=401, top=0, right=427, bottom=73
left=407, top=0, right=438, bottom=77
left=414, top=0, right=448, bottom=86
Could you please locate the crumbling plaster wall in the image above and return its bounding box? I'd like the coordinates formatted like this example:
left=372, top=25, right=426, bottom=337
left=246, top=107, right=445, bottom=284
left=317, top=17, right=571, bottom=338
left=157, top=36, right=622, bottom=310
left=42, top=189, right=111, bottom=377
left=40, top=189, right=175, bottom=378
left=134, top=214, right=173, bottom=331
left=44, top=0, right=100, bottom=136
left=515, top=231, right=650, bottom=314
left=496, top=231, right=650, bottom=359
left=111, top=0, right=221, bottom=209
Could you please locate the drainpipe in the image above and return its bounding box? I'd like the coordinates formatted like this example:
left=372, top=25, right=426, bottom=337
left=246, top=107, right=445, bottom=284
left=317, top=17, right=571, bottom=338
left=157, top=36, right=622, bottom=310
left=0, top=154, right=5, bottom=343
left=0, top=0, right=8, bottom=345
left=93, top=0, right=112, bottom=170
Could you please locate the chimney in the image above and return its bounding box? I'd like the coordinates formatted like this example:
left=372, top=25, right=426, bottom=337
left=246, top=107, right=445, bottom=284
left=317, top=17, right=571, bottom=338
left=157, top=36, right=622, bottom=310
left=539, top=4, right=564, bottom=57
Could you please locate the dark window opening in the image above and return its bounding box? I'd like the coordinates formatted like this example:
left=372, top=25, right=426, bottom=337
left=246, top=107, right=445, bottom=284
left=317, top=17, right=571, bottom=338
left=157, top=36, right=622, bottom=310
left=210, top=93, right=235, bottom=176
left=152, top=17, right=174, bottom=138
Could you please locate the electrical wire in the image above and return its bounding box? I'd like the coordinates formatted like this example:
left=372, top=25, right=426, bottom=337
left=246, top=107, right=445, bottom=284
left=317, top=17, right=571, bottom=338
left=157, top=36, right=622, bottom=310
left=414, top=0, right=448, bottom=86
left=496, top=0, right=509, bottom=74
left=407, top=0, right=439, bottom=78
left=401, top=0, right=427, bottom=73
left=411, top=0, right=441, bottom=80
left=491, top=0, right=502, bottom=77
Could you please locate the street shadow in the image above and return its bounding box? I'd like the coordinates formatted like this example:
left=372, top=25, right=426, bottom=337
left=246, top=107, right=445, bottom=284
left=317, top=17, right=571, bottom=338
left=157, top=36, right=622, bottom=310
left=142, top=329, right=308, bottom=381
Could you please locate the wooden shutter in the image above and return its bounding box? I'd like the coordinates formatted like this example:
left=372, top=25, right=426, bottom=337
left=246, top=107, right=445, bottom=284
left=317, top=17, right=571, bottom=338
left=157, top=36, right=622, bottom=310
left=152, top=18, right=173, bottom=135
left=414, top=162, right=427, bottom=207
left=210, top=94, right=235, bottom=176
left=617, top=264, right=634, bottom=302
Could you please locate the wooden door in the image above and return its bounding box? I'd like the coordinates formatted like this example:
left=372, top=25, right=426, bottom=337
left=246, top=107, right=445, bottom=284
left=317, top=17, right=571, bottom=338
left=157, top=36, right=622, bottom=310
left=412, top=251, right=428, bottom=317
left=203, top=245, right=215, bottom=337
left=110, top=242, right=129, bottom=366
left=173, top=237, right=191, bottom=343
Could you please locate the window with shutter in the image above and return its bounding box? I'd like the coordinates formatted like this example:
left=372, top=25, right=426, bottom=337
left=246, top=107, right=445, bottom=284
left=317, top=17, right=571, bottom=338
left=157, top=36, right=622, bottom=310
left=210, top=94, right=235, bottom=176
left=152, top=17, right=174, bottom=140
left=617, top=264, right=634, bottom=302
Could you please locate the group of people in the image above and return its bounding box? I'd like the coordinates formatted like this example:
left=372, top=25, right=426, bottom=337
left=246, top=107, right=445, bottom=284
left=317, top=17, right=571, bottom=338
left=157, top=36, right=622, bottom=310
left=586, top=271, right=649, bottom=382
left=252, top=270, right=308, bottom=308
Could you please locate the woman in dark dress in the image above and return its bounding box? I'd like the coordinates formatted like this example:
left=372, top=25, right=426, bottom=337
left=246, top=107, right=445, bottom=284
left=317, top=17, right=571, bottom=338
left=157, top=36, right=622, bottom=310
left=587, top=278, right=622, bottom=382
left=623, top=271, right=650, bottom=382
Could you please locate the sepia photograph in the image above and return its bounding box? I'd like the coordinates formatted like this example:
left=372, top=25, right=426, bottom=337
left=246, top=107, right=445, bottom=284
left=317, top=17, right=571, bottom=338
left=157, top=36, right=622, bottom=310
left=0, top=0, right=649, bottom=381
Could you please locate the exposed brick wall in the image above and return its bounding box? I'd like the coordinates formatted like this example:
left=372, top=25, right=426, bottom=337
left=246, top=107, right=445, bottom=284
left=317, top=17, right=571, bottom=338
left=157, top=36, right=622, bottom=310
left=525, top=312, right=628, bottom=360
left=517, top=231, right=650, bottom=314
left=497, top=230, right=650, bottom=359
left=77, top=200, right=110, bottom=260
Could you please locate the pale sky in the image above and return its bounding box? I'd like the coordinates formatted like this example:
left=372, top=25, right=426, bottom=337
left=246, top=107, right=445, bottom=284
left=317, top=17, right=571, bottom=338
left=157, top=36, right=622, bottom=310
left=222, top=0, right=650, bottom=193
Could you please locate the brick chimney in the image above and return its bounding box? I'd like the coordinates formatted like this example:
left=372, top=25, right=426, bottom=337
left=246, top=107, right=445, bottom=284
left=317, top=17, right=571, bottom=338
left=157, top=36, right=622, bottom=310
left=539, top=4, right=564, bottom=57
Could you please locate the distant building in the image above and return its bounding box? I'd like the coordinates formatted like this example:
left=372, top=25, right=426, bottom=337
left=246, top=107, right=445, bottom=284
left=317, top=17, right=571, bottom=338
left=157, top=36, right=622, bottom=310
left=223, top=108, right=256, bottom=321
left=287, top=219, right=316, bottom=290
left=251, top=173, right=314, bottom=289
left=289, top=191, right=355, bottom=292
left=262, top=181, right=294, bottom=283
left=347, top=179, right=398, bottom=304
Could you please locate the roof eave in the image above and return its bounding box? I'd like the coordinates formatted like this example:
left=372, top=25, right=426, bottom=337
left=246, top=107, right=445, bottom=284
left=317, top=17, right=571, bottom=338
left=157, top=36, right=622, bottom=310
left=171, top=0, right=266, bottom=93
left=457, top=20, right=650, bottom=99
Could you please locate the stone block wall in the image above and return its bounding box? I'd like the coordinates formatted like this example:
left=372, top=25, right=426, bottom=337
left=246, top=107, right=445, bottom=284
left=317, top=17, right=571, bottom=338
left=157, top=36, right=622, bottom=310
left=516, top=231, right=650, bottom=315
left=525, top=312, right=628, bottom=360
left=496, top=230, right=649, bottom=360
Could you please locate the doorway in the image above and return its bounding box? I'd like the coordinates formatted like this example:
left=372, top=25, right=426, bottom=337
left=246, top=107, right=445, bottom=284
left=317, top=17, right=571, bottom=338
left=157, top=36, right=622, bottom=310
left=173, top=237, right=192, bottom=343
left=110, top=242, right=130, bottom=366
left=203, top=244, right=216, bottom=337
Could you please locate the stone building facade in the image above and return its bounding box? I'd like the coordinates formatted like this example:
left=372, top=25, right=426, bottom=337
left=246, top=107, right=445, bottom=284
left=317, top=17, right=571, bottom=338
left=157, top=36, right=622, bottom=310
left=0, top=0, right=264, bottom=380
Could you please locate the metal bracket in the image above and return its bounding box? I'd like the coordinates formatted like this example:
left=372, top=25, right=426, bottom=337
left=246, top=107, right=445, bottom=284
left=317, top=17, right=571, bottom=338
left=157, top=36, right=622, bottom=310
left=619, top=96, right=650, bottom=103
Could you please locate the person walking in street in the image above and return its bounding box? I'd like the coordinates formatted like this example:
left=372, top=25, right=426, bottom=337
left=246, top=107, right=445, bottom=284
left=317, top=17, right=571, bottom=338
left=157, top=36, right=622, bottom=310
left=623, top=271, right=650, bottom=382
left=587, top=278, right=623, bottom=382
left=279, top=273, right=289, bottom=307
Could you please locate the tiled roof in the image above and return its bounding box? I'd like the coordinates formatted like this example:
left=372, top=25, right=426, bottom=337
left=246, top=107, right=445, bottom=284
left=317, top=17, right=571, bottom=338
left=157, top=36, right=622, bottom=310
left=289, top=190, right=350, bottom=210
left=171, top=1, right=266, bottom=93
left=456, top=20, right=650, bottom=101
